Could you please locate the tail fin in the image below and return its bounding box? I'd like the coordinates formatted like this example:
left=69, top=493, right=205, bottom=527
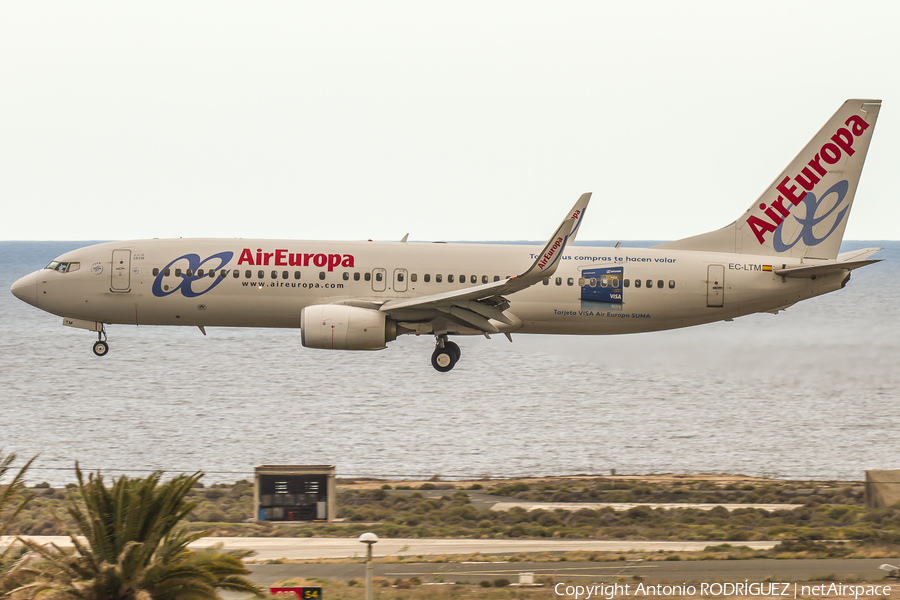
left=656, top=99, right=881, bottom=259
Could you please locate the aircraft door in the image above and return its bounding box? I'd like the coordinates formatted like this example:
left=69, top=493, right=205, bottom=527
left=707, top=264, right=724, bottom=307
left=372, top=268, right=387, bottom=292
left=111, top=249, right=131, bottom=292
left=393, top=269, right=408, bottom=292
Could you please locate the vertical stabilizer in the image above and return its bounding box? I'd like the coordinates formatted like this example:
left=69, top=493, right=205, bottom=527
left=656, top=99, right=881, bottom=259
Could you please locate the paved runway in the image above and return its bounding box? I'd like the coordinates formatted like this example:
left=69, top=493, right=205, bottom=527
left=489, top=501, right=804, bottom=512
left=8, top=536, right=779, bottom=560
left=8, top=537, right=897, bottom=588
left=248, top=558, right=897, bottom=585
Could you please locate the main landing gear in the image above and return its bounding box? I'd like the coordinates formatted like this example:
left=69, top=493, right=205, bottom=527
left=92, top=327, right=109, bottom=357
left=431, top=335, right=461, bottom=372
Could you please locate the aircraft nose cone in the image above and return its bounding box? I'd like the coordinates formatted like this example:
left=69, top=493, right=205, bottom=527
left=11, top=271, right=38, bottom=307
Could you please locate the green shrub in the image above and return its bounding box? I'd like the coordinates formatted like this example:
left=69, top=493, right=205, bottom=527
left=493, top=578, right=511, bottom=587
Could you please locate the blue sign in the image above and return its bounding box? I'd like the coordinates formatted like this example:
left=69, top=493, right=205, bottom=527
left=581, top=266, right=623, bottom=303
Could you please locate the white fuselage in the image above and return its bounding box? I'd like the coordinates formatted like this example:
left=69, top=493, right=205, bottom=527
left=18, top=238, right=842, bottom=336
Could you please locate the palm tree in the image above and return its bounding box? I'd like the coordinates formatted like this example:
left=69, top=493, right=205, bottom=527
left=0, top=451, right=37, bottom=597
left=11, top=466, right=260, bottom=600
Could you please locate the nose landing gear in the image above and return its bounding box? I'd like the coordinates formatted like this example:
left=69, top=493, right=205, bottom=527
left=92, top=327, right=109, bottom=357
left=431, top=335, right=460, bottom=372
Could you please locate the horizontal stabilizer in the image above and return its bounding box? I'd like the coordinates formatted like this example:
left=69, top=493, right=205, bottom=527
left=837, top=247, right=882, bottom=262
left=775, top=259, right=880, bottom=278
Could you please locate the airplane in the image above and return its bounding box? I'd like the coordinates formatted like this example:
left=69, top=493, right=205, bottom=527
left=11, top=99, right=883, bottom=372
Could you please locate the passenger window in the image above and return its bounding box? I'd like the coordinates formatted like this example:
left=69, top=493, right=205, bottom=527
left=397, top=273, right=404, bottom=282
left=471, top=275, right=477, bottom=284
left=269, top=271, right=276, bottom=279
left=258, top=270, right=264, bottom=278
left=365, top=272, right=371, bottom=281
left=319, top=272, right=326, bottom=280
left=152, top=268, right=159, bottom=276
left=186, top=269, right=193, bottom=277
left=232, top=270, right=239, bottom=278
left=282, top=271, right=288, bottom=279
left=448, top=274, right=455, bottom=283
left=354, top=272, right=360, bottom=281
left=436, top=274, right=442, bottom=283
left=543, top=278, right=549, bottom=285
left=482, top=275, right=488, bottom=284
left=555, top=277, right=562, bottom=286
left=209, top=270, right=216, bottom=278
left=646, top=279, right=652, bottom=288
left=424, top=274, right=430, bottom=282
left=635, top=279, right=641, bottom=288
left=669, top=280, right=675, bottom=289
left=175, top=268, right=182, bottom=277
left=411, top=274, right=417, bottom=282
left=612, top=278, right=620, bottom=288
left=458, top=275, right=464, bottom=283
left=657, top=279, right=664, bottom=289
left=245, top=270, right=251, bottom=278
left=343, top=272, right=349, bottom=280
left=624, top=279, right=630, bottom=288
left=375, top=272, right=383, bottom=282
left=578, top=277, right=585, bottom=286
left=494, top=276, right=500, bottom=282
left=295, top=271, right=301, bottom=280
left=197, top=269, right=204, bottom=277
left=590, top=278, right=597, bottom=287
left=567, top=278, right=574, bottom=286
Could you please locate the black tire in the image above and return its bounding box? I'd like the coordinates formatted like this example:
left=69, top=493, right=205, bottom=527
left=444, top=341, right=461, bottom=362
left=431, top=347, right=455, bottom=372
left=93, top=341, right=109, bottom=357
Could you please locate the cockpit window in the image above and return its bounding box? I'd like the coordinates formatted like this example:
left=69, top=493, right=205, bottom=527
left=44, top=261, right=80, bottom=273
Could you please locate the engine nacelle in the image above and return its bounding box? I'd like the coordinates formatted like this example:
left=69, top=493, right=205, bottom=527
left=301, top=304, right=396, bottom=350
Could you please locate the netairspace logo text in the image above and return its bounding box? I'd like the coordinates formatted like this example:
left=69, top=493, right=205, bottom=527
left=553, top=581, right=892, bottom=599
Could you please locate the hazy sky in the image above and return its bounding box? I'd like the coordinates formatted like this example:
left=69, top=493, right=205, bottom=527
left=1, top=1, right=897, bottom=242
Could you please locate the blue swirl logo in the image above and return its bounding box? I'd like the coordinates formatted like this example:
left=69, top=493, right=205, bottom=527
left=151, top=251, right=234, bottom=298
left=773, top=180, right=850, bottom=252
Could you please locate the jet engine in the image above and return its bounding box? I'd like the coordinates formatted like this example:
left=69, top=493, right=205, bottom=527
left=301, top=304, right=397, bottom=350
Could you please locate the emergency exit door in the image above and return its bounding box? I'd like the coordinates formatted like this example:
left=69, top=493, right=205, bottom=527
left=372, top=268, right=386, bottom=292
left=707, top=264, right=724, bottom=307
left=111, top=249, right=131, bottom=292
left=393, top=269, right=408, bottom=292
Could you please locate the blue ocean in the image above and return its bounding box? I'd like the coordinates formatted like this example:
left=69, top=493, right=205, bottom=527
left=1, top=240, right=897, bottom=484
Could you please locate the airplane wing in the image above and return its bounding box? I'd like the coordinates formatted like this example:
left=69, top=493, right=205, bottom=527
left=378, top=192, right=591, bottom=333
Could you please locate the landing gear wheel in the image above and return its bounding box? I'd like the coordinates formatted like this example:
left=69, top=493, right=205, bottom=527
left=431, top=347, right=456, bottom=372
left=444, top=341, right=461, bottom=363
left=92, top=340, right=109, bottom=357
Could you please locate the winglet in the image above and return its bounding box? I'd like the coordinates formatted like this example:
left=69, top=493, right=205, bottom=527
left=518, top=192, right=591, bottom=281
